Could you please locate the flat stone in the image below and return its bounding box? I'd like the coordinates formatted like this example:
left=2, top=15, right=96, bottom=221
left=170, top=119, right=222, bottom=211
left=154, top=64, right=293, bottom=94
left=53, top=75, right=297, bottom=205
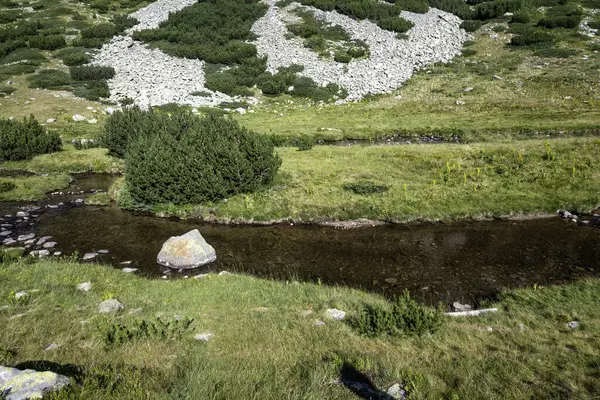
left=36, top=236, right=52, bottom=245
left=122, top=268, right=138, bottom=273
left=14, top=291, right=28, bottom=300
left=194, top=332, right=214, bottom=342
left=72, top=114, right=86, bottom=122
left=16, top=211, right=29, bottom=218
left=218, top=271, right=231, bottom=276
left=157, top=229, right=216, bottom=269
left=315, top=320, right=326, bottom=327
left=77, top=282, right=91, bottom=292
left=453, top=302, right=472, bottom=311
left=3, top=238, right=17, bottom=245
left=193, top=274, right=209, bottom=279
left=120, top=260, right=132, bottom=265
left=0, top=365, right=70, bottom=400
left=43, top=242, right=57, bottom=249
left=0, top=231, right=12, bottom=236
left=53, top=251, right=62, bottom=256
left=97, top=249, right=109, bottom=254
left=82, top=252, right=98, bottom=261
left=44, top=343, right=59, bottom=351
left=98, top=299, right=124, bottom=314
left=387, top=383, right=407, bottom=399
left=325, top=309, right=346, bottom=320
left=17, top=233, right=35, bottom=242
left=566, top=321, right=580, bottom=329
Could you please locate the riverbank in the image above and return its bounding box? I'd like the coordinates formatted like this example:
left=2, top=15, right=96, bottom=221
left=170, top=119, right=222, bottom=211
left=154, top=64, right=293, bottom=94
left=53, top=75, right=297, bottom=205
left=110, top=137, right=600, bottom=224
left=0, top=259, right=598, bottom=398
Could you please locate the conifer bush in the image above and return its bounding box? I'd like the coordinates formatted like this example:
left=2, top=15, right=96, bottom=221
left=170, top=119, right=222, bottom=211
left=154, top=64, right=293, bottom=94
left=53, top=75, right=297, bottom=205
left=28, top=34, right=67, bottom=50
left=122, top=111, right=281, bottom=205
left=0, top=116, right=62, bottom=161
left=100, top=105, right=160, bottom=158
left=70, top=65, right=115, bottom=81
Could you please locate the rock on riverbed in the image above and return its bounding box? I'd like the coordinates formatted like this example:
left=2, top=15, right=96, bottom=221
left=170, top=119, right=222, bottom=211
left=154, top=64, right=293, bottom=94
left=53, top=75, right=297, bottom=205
left=157, top=229, right=216, bottom=269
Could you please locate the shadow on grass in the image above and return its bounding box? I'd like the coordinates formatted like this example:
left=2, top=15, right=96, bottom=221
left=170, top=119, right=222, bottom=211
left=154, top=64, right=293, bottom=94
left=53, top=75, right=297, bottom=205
left=14, top=360, right=85, bottom=383
left=340, top=362, right=396, bottom=400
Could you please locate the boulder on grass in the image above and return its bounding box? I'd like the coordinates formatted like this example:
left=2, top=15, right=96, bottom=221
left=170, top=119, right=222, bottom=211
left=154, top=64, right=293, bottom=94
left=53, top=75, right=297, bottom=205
left=157, top=229, right=216, bottom=269
left=0, top=365, right=70, bottom=399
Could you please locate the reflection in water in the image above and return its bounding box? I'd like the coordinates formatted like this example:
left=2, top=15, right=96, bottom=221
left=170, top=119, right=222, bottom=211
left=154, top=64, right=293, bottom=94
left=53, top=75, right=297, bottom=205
left=31, top=205, right=600, bottom=305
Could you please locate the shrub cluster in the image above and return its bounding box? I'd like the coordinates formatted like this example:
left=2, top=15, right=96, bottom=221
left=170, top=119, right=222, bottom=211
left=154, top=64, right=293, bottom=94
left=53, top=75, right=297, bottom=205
left=343, top=180, right=389, bottom=195
left=27, top=69, right=72, bottom=89
left=537, top=15, right=581, bottom=29
left=106, top=317, right=195, bottom=346
left=460, top=20, right=483, bottom=32
left=428, top=0, right=472, bottom=20
left=393, top=0, right=429, bottom=13
left=81, top=23, right=118, bottom=39
left=0, top=116, right=62, bottom=161
left=70, top=65, right=115, bottom=81
left=510, top=28, right=554, bottom=46
left=349, top=291, right=444, bottom=337
left=28, top=34, right=67, bottom=50
left=472, top=0, right=522, bottom=20
left=0, top=181, right=16, bottom=193
left=107, top=108, right=281, bottom=205
left=56, top=47, right=91, bottom=66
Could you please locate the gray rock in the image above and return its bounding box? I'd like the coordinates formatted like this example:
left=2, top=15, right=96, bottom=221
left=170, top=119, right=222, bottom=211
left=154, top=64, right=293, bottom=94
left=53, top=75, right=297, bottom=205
left=0, top=365, right=70, bottom=400
left=15, top=211, right=29, bottom=218
left=453, top=302, right=472, bottom=311
left=463, top=87, right=474, bottom=92
left=122, top=267, right=138, bottom=273
left=82, top=252, right=98, bottom=261
left=44, top=343, right=59, bottom=351
left=72, top=114, right=86, bottom=122
left=566, top=321, right=580, bottom=329
left=77, top=282, right=91, bottom=292
left=387, top=383, right=407, bottom=399
left=325, top=308, right=346, bottom=320
left=53, top=251, right=62, bottom=256
left=194, top=332, right=214, bottom=342
left=17, top=233, right=35, bottom=242
left=14, top=291, right=28, bottom=300
left=0, top=231, right=12, bottom=237
left=193, top=273, right=209, bottom=279
left=46, top=118, right=56, bottom=124
left=36, top=236, right=52, bottom=245
left=157, top=229, right=216, bottom=269
left=492, top=74, right=503, bottom=80
left=218, top=271, right=231, bottom=276
left=97, top=249, right=109, bottom=254
left=3, top=238, right=17, bottom=245
left=98, top=299, right=124, bottom=313
left=43, top=242, right=57, bottom=249
left=315, top=320, right=326, bottom=326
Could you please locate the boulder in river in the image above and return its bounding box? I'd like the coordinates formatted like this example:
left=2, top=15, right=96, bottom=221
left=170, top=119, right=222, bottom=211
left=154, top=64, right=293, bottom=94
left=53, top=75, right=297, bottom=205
left=0, top=365, right=70, bottom=400
left=157, top=229, right=216, bottom=269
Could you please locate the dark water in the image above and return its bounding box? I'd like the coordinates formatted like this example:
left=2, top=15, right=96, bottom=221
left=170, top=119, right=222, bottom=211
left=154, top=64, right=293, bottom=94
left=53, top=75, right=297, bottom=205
left=1, top=175, right=599, bottom=305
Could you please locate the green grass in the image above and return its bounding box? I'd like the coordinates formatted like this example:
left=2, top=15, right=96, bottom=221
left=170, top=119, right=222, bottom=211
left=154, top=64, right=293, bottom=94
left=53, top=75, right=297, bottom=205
left=116, top=137, right=600, bottom=222
left=1, top=145, right=123, bottom=175
left=0, top=259, right=598, bottom=398
left=0, top=174, right=70, bottom=201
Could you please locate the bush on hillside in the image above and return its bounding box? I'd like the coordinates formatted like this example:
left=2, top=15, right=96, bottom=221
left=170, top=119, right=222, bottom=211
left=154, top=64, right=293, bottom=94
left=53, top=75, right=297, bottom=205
left=81, top=23, right=118, bottom=38
left=72, top=37, right=106, bottom=49
left=27, top=69, right=72, bottom=89
left=378, top=16, right=414, bottom=33
left=510, top=29, right=554, bottom=45
left=394, top=0, right=429, bottom=13
left=460, top=20, right=483, bottom=32
left=349, top=291, right=444, bottom=337
left=70, top=65, right=115, bottom=81
left=0, top=47, right=46, bottom=65
left=123, top=111, right=281, bottom=205
left=0, top=116, right=62, bottom=161
left=57, top=47, right=91, bottom=66
left=28, top=34, right=67, bottom=50
left=537, top=15, right=581, bottom=29
left=100, top=105, right=160, bottom=158
left=472, top=0, right=523, bottom=20
left=428, top=0, right=472, bottom=19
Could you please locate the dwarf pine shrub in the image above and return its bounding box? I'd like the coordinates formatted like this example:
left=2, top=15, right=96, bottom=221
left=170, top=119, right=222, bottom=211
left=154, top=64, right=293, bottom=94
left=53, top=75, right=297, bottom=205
left=28, top=34, right=67, bottom=50
left=0, top=116, right=62, bottom=161
left=70, top=65, right=115, bottom=81
left=349, top=290, right=444, bottom=337
left=460, top=20, right=483, bottom=32
left=100, top=105, right=160, bottom=158
left=124, top=111, right=281, bottom=205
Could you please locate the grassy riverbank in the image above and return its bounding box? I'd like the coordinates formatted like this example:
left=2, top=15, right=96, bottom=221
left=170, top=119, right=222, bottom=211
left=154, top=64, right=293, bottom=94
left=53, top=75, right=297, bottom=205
left=0, top=259, right=598, bottom=398
left=112, top=137, right=600, bottom=223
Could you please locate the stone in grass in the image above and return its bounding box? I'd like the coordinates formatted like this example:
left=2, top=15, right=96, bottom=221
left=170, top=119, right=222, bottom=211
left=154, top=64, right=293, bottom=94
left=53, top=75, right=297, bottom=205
left=325, top=309, right=346, bottom=320
left=97, top=249, right=109, bottom=254
left=122, top=267, right=138, bottom=273
left=36, top=236, right=52, bottom=246
left=315, top=320, right=326, bottom=327
left=453, top=302, right=472, bottom=311
left=77, top=282, right=91, bottom=292
left=157, top=229, right=216, bottom=269
left=566, top=321, right=580, bottom=329
left=43, top=242, right=57, bottom=249
left=98, top=299, right=124, bottom=314
left=72, top=114, right=86, bottom=122
left=0, top=365, right=70, bottom=400
left=194, top=332, right=214, bottom=342
left=44, top=343, right=59, bottom=352
left=82, top=252, right=97, bottom=261
left=387, top=383, right=407, bottom=400
left=17, top=233, right=35, bottom=242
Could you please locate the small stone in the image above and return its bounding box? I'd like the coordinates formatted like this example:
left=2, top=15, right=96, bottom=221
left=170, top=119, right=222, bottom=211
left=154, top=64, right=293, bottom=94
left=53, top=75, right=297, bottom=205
left=120, top=261, right=132, bottom=265
left=72, top=114, right=86, bottom=122
left=43, top=242, right=57, bottom=249
left=36, top=236, right=52, bottom=245
left=566, top=321, right=580, bottom=329
left=486, top=326, right=493, bottom=332
left=218, top=271, right=231, bottom=276
left=492, top=75, right=503, bottom=80
left=387, top=383, right=407, bottom=399
left=315, top=320, right=326, bottom=327
left=98, top=299, right=124, bottom=314
left=518, top=323, right=526, bottom=331
left=45, top=343, right=59, bottom=351
left=0, top=230, right=12, bottom=237
left=46, top=118, right=56, bottom=123
left=162, top=275, right=168, bottom=279
left=82, top=252, right=98, bottom=260
left=453, top=302, right=472, bottom=311
left=122, top=267, right=138, bottom=273
left=87, top=118, right=98, bottom=124
left=455, top=100, right=465, bottom=105
left=14, top=291, right=28, bottom=300
left=3, top=238, right=17, bottom=245
left=193, top=274, right=208, bottom=279
left=53, top=251, right=62, bottom=256
left=0, top=365, right=70, bottom=399
left=97, top=249, right=109, bottom=254
left=194, top=332, right=214, bottom=342
left=74, top=198, right=84, bottom=204
left=325, top=308, right=346, bottom=320
left=463, top=87, right=474, bottom=92
left=16, top=211, right=29, bottom=218
left=77, top=282, right=91, bottom=292
left=17, top=233, right=35, bottom=242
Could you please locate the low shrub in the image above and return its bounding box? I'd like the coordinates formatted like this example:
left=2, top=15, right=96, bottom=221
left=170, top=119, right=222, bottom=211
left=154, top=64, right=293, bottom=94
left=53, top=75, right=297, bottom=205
left=428, top=0, right=472, bottom=19
left=0, top=116, right=62, bottom=161
left=510, top=29, right=554, bottom=46
left=347, top=45, right=367, bottom=57
left=111, top=14, right=138, bottom=31
left=537, top=15, right=581, bottom=29
left=72, top=37, right=106, bottom=49
left=27, top=69, right=72, bottom=89
left=0, top=181, right=16, bottom=193
left=70, top=65, right=115, bottom=81
left=0, top=63, right=36, bottom=76
left=0, top=40, right=26, bottom=59
left=343, top=180, right=389, bottom=195
left=81, top=23, right=118, bottom=39
left=57, top=47, right=92, bottom=66
left=349, top=290, right=444, bottom=337
left=334, top=51, right=352, bottom=63
left=510, top=11, right=532, bottom=23
left=73, top=80, right=110, bottom=101
left=462, top=48, right=477, bottom=56
left=100, top=105, right=157, bottom=158
left=472, top=0, right=523, bottom=20
left=28, top=34, right=66, bottom=50
left=105, top=317, right=195, bottom=346
left=123, top=111, right=281, bottom=205
left=394, top=0, right=429, bottom=13
left=0, top=47, right=46, bottom=65
left=460, top=20, right=483, bottom=32
left=588, top=19, right=600, bottom=29
left=378, top=16, right=414, bottom=33
left=533, top=46, right=578, bottom=57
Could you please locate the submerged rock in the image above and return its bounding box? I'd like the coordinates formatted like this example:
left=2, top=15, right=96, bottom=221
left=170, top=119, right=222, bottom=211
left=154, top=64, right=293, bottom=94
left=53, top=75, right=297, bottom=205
left=157, top=229, right=216, bottom=269
left=0, top=365, right=70, bottom=400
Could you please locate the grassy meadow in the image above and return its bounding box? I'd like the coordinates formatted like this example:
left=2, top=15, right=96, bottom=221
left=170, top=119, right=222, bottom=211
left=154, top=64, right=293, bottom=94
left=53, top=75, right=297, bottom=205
left=0, top=259, right=598, bottom=399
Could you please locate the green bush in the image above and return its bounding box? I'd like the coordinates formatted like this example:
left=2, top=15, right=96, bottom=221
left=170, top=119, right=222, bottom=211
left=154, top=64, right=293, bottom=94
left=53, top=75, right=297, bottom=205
left=0, top=181, right=16, bottom=193
left=100, top=105, right=158, bottom=158
left=81, top=23, right=118, bottom=38
left=377, top=16, right=414, bottom=33
left=73, top=80, right=110, bottom=101
left=537, top=15, right=581, bottom=29
left=0, top=63, right=36, bottom=76
left=532, top=46, right=578, bottom=58
left=334, top=51, right=352, bottom=63
left=57, top=47, right=92, bottom=66
left=27, top=69, right=72, bottom=89
left=111, top=14, right=138, bottom=31
left=72, top=37, right=106, bottom=49
left=106, top=317, right=194, bottom=346
left=510, top=11, right=532, bottom=23
left=0, top=116, right=62, bottom=161
left=462, top=48, right=477, bottom=56
left=28, top=34, right=66, bottom=50
left=349, top=291, right=444, bottom=337
left=472, top=0, right=523, bottom=20
left=0, top=40, right=26, bottom=59
left=70, top=65, right=115, bottom=81
left=394, top=0, right=429, bottom=13
left=0, top=85, right=15, bottom=95
left=510, top=29, right=554, bottom=46
left=343, top=180, right=389, bottom=195
left=588, top=19, right=600, bottom=29
left=428, top=0, right=472, bottom=19
left=0, top=47, right=46, bottom=66
left=123, top=110, right=281, bottom=205
left=460, top=20, right=483, bottom=32
left=347, top=45, right=367, bottom=57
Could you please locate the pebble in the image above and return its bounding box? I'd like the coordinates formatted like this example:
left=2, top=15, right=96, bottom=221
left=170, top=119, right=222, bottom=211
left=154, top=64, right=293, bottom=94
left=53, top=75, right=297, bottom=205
left=325, top=308, right=346, bottom=320
left=82, top=252, right=98, bottom=260
left=315, top=320, right=326, bottom=327
left=97, top=249, right=110, bottom=254
left=194, top=332, right=214, bottom=342
left=43, top=242, right=58, bottom=249
left=77, top=282, right=92, bottom=292
left=566, top=321, right=580, bottom=329
left=17, top=233, right=35, bottom=242
left=44, top=343, right=59, bottom=351
left=98, top=299, right=124, bottom=313
left=122, top=267, right=138, bottom=273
